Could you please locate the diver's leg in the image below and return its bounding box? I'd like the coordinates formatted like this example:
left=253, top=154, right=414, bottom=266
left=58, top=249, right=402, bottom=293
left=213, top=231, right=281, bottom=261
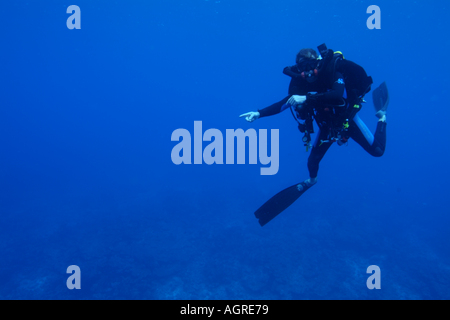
left=307, top=128, right=333, bottom=178
left=297, top=129, right=333, bottom=191
left=349, top=114, right=386, bottom=157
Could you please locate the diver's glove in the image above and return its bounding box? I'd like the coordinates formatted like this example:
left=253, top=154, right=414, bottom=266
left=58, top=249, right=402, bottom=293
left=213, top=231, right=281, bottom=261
left=239, top=111, right=260, bottom=123
left=287, top=95, right=307, bottom=107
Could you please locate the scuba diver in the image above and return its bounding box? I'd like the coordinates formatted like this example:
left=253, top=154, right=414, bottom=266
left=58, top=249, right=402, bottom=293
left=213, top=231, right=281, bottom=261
left=239, top=44, right=389, bottom=226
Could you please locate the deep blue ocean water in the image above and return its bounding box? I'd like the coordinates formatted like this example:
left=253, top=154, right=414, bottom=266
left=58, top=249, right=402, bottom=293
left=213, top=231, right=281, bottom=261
left=0, top=0, right=449, bottom=300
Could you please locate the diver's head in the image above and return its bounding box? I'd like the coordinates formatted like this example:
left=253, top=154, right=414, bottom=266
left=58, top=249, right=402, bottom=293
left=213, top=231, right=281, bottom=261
left=296, top=48, right=319, bottom=83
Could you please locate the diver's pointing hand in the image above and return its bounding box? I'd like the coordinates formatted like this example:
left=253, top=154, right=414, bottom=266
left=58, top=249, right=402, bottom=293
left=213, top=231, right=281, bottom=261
left=239, top=111, right=260, bottom=123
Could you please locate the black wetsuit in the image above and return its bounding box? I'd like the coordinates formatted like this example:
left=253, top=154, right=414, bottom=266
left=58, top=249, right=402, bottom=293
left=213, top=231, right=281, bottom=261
left=258, top=68, right=386, bottom=179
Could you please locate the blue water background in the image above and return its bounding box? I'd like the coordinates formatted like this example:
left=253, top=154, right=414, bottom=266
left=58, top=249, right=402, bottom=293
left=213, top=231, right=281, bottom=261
left=0, top=0, right=449, bottom=299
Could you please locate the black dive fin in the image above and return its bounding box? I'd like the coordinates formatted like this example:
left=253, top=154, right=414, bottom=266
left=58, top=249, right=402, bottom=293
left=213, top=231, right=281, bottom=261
left=372, top=81, right=389, bottom=112
left=255, top=182, right=311, bottom=226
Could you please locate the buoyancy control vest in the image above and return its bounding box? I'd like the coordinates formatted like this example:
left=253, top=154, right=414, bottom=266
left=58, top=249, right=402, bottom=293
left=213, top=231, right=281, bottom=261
left=317, top=44, right=373, bottom=107
left=283, top=43, right=374, bottom=149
